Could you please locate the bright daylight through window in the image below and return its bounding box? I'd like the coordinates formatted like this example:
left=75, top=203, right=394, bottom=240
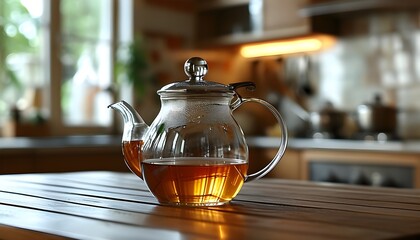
left=0, top=0, right=120, bottom=136
left=0, top=0, right=46, bottom=125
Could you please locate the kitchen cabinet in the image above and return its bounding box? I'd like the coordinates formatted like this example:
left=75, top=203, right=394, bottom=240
left=264, top=148, right=301, bottom=179
left=257, top=147, right=420, bottom=188
left=0, top=147, right=127, bottom=174
left=195, top=0, right=310, bottom=46
left=263, top=0, right=309, bottom=34
left=301, top=150, right=420, bottom=188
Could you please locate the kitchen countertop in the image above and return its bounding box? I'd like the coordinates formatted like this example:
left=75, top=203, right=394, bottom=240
left=1, top=135, right=420, bottom=153
left=0, top=135, right=121, bottom=150
left=247, top=136, right=420, bottom=153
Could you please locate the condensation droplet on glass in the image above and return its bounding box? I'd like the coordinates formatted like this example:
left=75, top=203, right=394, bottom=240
left=223, top=124, right=229, bottom=133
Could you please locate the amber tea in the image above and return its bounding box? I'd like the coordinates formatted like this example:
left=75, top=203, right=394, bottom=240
left=122, top=140, right=144, bottom=178
left=141, top=158, right=248, bottom=206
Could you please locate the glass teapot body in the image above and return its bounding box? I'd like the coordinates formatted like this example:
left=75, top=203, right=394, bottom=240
left=143, top=94, right=247, bottom=161
left=141, top=94, right=248, bottom=206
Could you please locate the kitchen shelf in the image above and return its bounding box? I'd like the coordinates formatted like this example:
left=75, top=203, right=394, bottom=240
left=197, top=25, right=310, bottom=47
left=300, top=0, right=420, bottom=17
left=196, top=0, right=250, bottom=11
left=195, top=0, right=311, bottom=47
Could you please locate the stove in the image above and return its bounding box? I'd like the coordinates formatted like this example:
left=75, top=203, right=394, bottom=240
left=351, top=132, right=400, bottom=142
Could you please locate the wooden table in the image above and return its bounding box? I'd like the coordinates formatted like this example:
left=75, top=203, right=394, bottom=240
left=0, top=171, right=419, bottom=239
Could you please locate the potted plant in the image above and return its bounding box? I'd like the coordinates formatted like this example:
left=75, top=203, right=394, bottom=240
left=115, top=36, right=155, bottom=106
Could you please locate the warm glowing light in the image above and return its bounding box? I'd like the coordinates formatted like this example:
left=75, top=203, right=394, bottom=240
left=240, top=34, right=336, bottom=58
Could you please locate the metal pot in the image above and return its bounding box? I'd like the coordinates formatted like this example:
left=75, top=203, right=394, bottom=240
left=273, top=94, right=347, bottom=138
left=355, top=94, right=397, bottom=134
left=309, top=101, right=347, bottom=138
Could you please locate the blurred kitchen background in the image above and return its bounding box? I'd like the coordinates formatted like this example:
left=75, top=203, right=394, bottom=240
left=1, top=0, right=420, bottom=188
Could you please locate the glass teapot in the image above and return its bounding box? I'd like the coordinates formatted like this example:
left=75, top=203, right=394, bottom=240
left=109, top=57, right=287, bottom=206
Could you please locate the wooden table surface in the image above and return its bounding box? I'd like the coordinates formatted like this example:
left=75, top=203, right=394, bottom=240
left=0, top=171, right=419, bottom=240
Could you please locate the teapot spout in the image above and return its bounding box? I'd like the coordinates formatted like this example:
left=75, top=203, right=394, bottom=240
left=108, top=100, right=149, bottom=179
left=108, top=100, right=149, bottom=140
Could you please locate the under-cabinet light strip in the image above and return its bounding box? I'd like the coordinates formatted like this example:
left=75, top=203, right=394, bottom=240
left=240, top=34, right=336, bottom=58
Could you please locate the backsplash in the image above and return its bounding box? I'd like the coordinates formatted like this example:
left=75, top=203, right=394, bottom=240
left=304, top=10, right=420, bottom=139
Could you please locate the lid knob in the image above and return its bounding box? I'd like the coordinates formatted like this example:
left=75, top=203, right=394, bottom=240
left=184, top=57, right=208, bottom=82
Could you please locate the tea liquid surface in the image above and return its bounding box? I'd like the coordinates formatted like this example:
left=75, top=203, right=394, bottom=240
left=142, top=158, right=248, bottom=206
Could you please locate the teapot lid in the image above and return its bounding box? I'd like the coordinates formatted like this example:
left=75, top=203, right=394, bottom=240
left=157, top=57, right=233, bottom=95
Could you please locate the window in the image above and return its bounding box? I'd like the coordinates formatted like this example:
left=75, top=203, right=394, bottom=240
left=0, top=0, right=46, bottom=124
left=0, top=0, right=131, bottom=136
left=60, top=0, right=113, bottom=126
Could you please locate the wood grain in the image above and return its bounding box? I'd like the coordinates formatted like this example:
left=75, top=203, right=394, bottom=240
left=0, top=171, right=419, bottom=239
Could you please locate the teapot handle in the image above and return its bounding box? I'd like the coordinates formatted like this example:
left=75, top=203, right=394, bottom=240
left=231, top=97, right=288, bottom=182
